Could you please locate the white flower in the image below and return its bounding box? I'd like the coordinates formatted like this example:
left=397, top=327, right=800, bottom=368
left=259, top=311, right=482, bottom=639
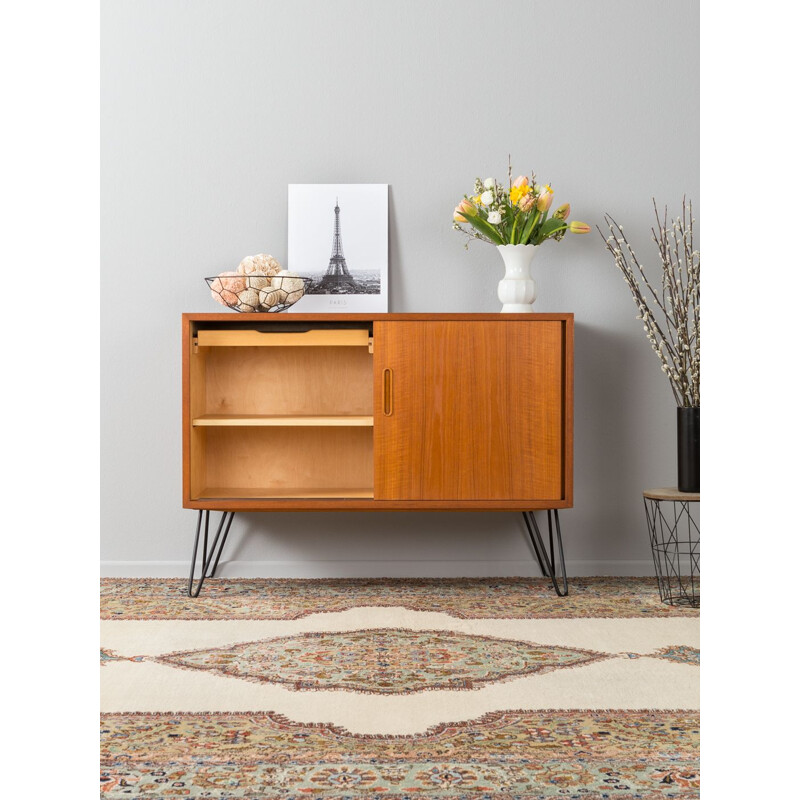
left=488, top=211, right=501, bottom=224
left=480, top=190, right=494, bottom=206
left=483, top=177, right=496, bottom=189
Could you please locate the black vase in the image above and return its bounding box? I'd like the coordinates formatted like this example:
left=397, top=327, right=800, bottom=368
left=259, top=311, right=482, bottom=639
left=677, top=407, right=700, bottom=493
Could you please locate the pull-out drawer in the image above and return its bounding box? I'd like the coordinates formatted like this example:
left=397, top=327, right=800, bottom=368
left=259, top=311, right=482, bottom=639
left=196, top=328, right=370, bottom=348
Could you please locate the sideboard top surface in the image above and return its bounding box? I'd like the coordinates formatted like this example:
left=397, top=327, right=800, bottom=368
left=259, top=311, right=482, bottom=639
left=184, top=312, right=573, bottom=323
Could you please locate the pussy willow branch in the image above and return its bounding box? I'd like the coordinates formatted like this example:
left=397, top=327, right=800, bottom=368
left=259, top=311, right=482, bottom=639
left=452, top=223, right=492, bottom=246
left=600, top=200, right=700, bottom=407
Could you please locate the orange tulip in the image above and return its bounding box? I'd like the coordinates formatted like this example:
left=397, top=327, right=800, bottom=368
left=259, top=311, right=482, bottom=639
left=536, top=191, right=553, bottom=212
left=512, top=175, right=529, bottom=188
left=518, top=193, right=535, bottom=212
left=454, top=199, right=475, bottom=222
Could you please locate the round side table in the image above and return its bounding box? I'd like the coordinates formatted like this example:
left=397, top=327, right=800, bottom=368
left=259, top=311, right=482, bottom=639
left=643, top=488, right=700, bottom=608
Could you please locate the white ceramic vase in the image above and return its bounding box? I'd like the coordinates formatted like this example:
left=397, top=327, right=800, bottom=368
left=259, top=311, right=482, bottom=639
left=496, top=244, right=537, bottom=312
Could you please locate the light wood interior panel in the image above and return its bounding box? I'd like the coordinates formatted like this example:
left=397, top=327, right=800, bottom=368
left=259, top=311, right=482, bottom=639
left=203, top=346, right=373, bottom=415
left=193, top=414, right=374, bottom=427
left=196, top=487, right=374, bottom=500
left=198, top=426, right=373, bottom=498
left=189, top=347, right=207, bottom=495
left=197, top=329, right=369, bottom=348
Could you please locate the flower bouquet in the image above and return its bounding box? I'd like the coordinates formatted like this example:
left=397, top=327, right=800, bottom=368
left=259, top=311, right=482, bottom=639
left=452, top=172, right=589, bottom=247
left=452, top=164, right=589, bottom=311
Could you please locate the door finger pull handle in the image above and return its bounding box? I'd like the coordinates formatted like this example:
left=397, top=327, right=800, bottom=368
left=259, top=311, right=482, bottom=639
left=382, top=368, right=393, bottom=416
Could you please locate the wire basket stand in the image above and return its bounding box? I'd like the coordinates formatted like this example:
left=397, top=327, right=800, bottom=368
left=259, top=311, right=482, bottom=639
left=643, top=489, right=700, bottom=608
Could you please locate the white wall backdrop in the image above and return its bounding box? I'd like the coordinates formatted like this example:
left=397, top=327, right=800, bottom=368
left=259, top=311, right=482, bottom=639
left=100, top=0, right=699, bottom=576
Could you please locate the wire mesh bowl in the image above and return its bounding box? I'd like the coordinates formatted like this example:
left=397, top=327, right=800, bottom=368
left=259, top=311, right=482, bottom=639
left=206, top=274, right=312, bottom=313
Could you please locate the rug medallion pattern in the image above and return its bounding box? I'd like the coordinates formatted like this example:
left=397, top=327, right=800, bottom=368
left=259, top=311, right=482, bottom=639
left=156, top=628, right=605, bottom=693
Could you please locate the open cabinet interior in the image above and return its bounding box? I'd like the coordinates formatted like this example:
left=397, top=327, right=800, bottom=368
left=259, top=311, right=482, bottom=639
left=189, top=325, right=374, bottom=499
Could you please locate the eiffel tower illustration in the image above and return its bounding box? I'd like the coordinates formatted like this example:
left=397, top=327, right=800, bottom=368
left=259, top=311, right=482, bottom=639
left=317, top=199, right=357, bottom=292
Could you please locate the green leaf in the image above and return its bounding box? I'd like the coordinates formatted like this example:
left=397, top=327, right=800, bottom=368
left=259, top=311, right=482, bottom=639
left=509, top=212, right=520, bottom=244
left=534, top=218, right=568, bottom=244
left=518, top=210, right=540, bottom=245
left=462, top=208, right=504, bottom=244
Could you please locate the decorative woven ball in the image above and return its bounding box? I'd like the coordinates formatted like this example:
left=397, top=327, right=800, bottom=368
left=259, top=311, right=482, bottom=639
left=238, top=253, right=282, bottom=277
left=237, top=256, right=259, bottom=276
left=247, top=272, right=271, bottom=290
left=209, top=276, right=239, bottom=307
left=236, top=288, right=260, bottom=312
left=256, top=254, right=282, bottom=276
left=258, top=288, right=282, bottom=309
left=217, top=271, right=246, bottom=293
left=272, top=270, right=304, bottom=294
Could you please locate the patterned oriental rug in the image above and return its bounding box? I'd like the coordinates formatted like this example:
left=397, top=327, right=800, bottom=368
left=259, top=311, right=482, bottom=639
left=100, top=578, right=700, bottom=798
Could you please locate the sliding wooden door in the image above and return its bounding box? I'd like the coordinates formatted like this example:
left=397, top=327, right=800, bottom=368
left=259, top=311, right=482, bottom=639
left=373, top=321, right=565, bottom=501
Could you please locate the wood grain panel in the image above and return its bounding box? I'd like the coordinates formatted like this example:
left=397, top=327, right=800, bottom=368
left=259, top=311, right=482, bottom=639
left=563, top=315, right=574, bottom=506
left=201, top=427, right=373, bottom=498
left=182, top=315, right=192, bottom=505
left=193, top=414, right=373, bottom=427
left=196, top=329, right=369, bottom=347
left=186, top=312, right=574, bottom=323
left=188, top=322, right=207, bottom=503
left=184, top=497, right=573, bottom=511
left=196, top=487, right=374, bottom=500
left=203, top=346, right=373, bottom=416
left=374, top=321, right=563, bottom=501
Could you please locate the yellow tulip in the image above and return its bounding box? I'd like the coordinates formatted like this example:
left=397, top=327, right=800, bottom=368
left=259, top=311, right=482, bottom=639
left=569, top=221, right=591, bottom=234
left=554, top=203, right=570, bottom=220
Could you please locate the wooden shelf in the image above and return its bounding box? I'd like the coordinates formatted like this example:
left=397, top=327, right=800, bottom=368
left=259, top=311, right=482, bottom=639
left=193, top=414, right=374, bottom=427
left=196, top=487, right=374, bottom=500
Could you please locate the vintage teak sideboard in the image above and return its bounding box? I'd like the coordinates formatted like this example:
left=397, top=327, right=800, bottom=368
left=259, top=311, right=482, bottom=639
left=183, top=313, right=573, bottom=596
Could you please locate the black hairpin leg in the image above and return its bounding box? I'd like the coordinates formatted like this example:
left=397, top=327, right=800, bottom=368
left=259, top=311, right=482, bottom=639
left=188, top=510, right=235, bottom=597
left=522, top=509, right=569, bottom=596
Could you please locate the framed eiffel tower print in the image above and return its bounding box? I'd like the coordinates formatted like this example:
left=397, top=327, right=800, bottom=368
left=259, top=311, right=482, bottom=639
left=287, top=184, right=388, bottom=312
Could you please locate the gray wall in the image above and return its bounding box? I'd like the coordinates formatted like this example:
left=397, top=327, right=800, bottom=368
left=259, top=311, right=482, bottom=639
left=101, top=0, right=699, bottom=575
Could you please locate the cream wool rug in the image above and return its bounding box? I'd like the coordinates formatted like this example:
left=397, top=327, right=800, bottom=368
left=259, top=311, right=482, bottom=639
left=100, top=578, right=699, bottom=798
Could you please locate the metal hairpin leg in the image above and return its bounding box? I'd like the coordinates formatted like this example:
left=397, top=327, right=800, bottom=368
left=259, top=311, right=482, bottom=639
left=522, top=509, right=569, bottom=596
left=188, top=510, right=236, bottom=597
